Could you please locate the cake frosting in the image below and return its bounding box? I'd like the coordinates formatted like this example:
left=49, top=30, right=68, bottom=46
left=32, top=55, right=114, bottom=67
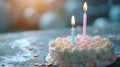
left=46, top=35, right=116, bottom=67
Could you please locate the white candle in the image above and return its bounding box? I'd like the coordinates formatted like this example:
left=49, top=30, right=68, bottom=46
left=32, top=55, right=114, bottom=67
left=71, top=16, right=75, bottom=45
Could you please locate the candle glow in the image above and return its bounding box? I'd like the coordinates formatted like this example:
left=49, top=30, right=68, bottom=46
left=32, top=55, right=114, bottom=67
left=83, top=2, right=87, bottom=12
left=71, top=16, right=75, bottom=26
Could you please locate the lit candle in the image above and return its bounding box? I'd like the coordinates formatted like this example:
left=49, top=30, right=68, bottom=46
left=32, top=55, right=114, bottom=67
left=71, top=16, right=75, bottom=45
left=82, top=2, right=87, bottom=40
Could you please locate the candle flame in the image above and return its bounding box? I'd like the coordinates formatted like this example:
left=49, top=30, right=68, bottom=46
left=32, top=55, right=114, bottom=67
left=83, top=2, right=87, bottom=12
left=71, top=16, right=75, bottom=26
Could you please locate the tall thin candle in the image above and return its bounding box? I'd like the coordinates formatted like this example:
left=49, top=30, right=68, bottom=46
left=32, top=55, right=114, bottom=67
left=71, top=16, right=75, bottom=45
left=82, top=2, right=87, bottom=39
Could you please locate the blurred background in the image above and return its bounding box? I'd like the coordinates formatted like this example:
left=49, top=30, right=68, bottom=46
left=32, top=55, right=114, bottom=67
left=0, top=0, right=120, bottom=33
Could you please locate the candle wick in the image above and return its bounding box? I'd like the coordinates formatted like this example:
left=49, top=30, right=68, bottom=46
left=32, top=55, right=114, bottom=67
left=84, top=12, right=87, bottom=14
left=72, top=25, right=75, bottom=28
left=72, top=26, right=74, bottom=28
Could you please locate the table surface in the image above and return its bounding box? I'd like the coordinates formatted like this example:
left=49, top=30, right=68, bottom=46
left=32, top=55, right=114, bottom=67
left=0, top=27, right=120, bottom=67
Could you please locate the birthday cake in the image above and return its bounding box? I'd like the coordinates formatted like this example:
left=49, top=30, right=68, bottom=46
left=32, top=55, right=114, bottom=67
left=46, top=35, right=117, bottom=67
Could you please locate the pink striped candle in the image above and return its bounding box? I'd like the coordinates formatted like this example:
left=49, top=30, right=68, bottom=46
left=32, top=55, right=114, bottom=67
left=82, top=2, right=87, bottom=40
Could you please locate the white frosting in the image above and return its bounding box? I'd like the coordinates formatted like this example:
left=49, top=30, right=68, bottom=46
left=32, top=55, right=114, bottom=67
left=47, top=34, right=117, bottom=67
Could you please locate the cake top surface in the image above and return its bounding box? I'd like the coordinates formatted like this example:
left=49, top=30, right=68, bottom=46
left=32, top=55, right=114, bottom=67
left=49, top=34, right=113, bottom=52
